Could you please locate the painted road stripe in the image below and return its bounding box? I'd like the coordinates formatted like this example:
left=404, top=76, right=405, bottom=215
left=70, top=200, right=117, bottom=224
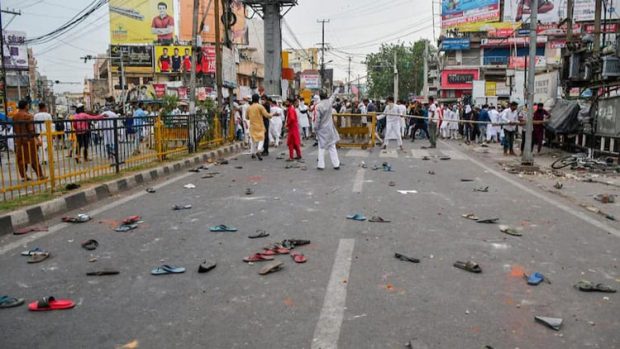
left=345, top=149, right=370, bottom=158
left=442, top=141, right=620, bottom=238
left=352, top=168, right=365, bottom=193
left=311, top=238, right=355, bottom=349
left=379, top=149, right=398, bottom=158
left=410, top=149, right=430, bottom=159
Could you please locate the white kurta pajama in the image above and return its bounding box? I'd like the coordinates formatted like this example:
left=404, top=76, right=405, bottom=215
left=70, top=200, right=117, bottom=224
left=316, top=93, right=341, bottom=169
left=378, top=103, right=402, bottom=147
left=269, top=106, right=284, bottom=147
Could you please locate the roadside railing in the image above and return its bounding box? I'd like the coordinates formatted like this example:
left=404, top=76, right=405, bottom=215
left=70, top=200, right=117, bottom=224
left=0, top=113, right=234, bottom=201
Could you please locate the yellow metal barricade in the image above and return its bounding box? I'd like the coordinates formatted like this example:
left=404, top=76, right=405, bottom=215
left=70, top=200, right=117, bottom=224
left=334, top=112, right=376, bottom=149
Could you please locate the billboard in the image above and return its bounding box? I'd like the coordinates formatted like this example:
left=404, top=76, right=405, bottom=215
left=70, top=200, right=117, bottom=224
left=109, top=0, right=175, bottom=44
left=503, top=0, right=561, bottom=24
left=179, top=0, right=247, bottom=44
left=458, top=21, right=518, bottom=32
left=558, top=0, right=620, bottom=22
left=301, top=73, right=321, bottom=90
left=2, top=31, right=28, bottom=70
left=508, top=56, right=547, bottom=69
left=441, top=0, right=500, bottom=29
left=440, top=38, right=471, bottom=51
left=110, top=45, right=154, bottom=73
left=155, top=45, right=192, bottom=73
left=441, top=69, right=479, bottom=90
left=597, top=97, right=620, bottom=137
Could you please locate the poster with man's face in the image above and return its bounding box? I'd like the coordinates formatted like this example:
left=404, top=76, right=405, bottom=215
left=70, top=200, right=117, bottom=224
left=109, top=0, right=175, bottom=44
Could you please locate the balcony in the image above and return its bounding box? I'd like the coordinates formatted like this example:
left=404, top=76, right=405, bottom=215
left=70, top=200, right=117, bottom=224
left=483, top=56, right=509, bottom=66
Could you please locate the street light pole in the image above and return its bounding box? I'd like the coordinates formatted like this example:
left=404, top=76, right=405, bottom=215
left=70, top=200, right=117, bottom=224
left=188, top=0, right=200, bottom=152
left=522, top=0, right=538, bottom=165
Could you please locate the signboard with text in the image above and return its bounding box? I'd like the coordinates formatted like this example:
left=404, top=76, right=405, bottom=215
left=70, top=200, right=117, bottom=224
left=441, top=0, right=500, bottom=29
left=441, top=38, right=471, bottom=51
left=441, top=69, right=479, bottom=90
left=2, top=31, right=28, bottom=70
left=109, top=0, right=175, bottom=44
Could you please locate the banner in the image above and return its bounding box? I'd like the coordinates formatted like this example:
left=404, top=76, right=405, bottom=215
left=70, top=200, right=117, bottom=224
left=179, top=0, right=247, bottom=44
left=485, top=81, right=497, bottom=96
left=558, top=0, right=620, bottom=22
left=153, top=83, right=166, bottom=98
left=481, top=36, right=547, bottom=47
left=503, top=0, right=561, bottom=24
left=222, top=47, right=237, bottom=88
left=2, top=31, right=28, bottom=70
left=441, top=69, right=479, bottom=89
left=458, top=21, right=517, bottom=33
left=301, top=73, right=321, bottom=90
left=440, top=38, right=471, bottom=51
left=154, top=45, right=192, bottom=73
left=198, top=46, right=216, bottom=74
left=441, top=0, right=500, bottom=29
left=110, top=0, right=174, bottom=44
left=508, top=56, right=547, bottom=69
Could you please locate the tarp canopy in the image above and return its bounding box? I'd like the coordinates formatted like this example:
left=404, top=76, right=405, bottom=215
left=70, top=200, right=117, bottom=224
left=545, top=100, right=581, bottom=134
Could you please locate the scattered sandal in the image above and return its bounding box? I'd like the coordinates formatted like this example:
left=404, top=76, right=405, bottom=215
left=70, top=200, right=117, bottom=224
left=245, top=188, right=254, bottom=195
left=27, top=252, right=50, bottom=264
left=453, top=261, right=482, bottom=273
left=259, top=261, right=284, bottom=275
left=346, top=213, right=367, bottom=221
left=291, top=251, right=307, bottom=263
left=499, top=225, right=522, bottom=236
left=462, top=213, right=479, bottom=221
left=28, top=296, right=75, bottom=311
left=574, top=280, right=617, bottom=293
left=81, top=239, right=99, bottom=251
left=281, top=239, right=311, bottom=249
left=115, top=224, right=138, bottom=232
left=395, top=253, right=420, bottom=263
left=0, top=296, right=25, bottom=309
left=21, top=247, right=44, bottom=256
left=476, top=218, right=499, bottom=224
left=369, top=216, right=390, bottom=223
left=473, top=186, right=489, bottom=192
left=62, top=214, right=91, bottom=223
left=460, top=178, right=474, bottom=182
left=209, top=225, right=238, bottom=232
left=248, top=230, right=269, bottom=239
left=524, top=272, right=545, bottom=285
left=388, top=181, right=396, bottom=187
left=13, top=225, right=48, bottom=235
left=151, top=265, right=186, bottom=275
left=122, top=216, right=141, bottom=225
left=535, top=316, right=562, bottom=331
left=243, top=253, right=275, bottom=263
left=172, top=204, right=192, bottom=210
left=198, top=261, right=217, bottom=273
left=145, top=187, right=156, bottom=193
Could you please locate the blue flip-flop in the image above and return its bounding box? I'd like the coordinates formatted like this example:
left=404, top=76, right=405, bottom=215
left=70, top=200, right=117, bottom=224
left=21, top=247, right=44, bottom=256
left=209, top=225, right=238, bottom=232
left=346, top=213, right=367, bottom=221
left=526, top=272, right=545, bottom=285
left=151, top=265, right=186, bottom=275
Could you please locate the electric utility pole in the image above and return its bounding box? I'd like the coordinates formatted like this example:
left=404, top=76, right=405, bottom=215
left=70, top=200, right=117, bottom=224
left=347, top=56, right=351, bottom=94
left=393, top=50, right=398, bottom=100
left=317, top=19, right=329, bottom=90
left=188, top=0, right=201, bottom=152
left=522, top=0, right=538, bottom=165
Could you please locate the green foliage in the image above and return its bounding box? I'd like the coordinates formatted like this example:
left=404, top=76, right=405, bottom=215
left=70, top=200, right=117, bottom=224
left=160, top=95, right=180, bottom=115
left=365, top=40, right=432, bottom=100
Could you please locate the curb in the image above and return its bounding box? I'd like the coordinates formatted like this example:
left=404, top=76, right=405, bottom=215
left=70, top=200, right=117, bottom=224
left=0, top=143, right=243, bottom=236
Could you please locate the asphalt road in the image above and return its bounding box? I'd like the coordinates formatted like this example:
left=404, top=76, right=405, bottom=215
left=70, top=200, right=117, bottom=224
left=0, top=140, right=618, bottom=349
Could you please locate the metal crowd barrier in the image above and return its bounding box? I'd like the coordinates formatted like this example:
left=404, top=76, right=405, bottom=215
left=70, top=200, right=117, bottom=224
left=333, top=113, right=377, bottom=149
left=0, top=113, right=232, bottom=201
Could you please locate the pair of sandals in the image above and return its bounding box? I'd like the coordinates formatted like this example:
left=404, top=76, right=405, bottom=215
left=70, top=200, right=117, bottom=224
left=21, top=248, right=50, bottom=264
left=574, top=280, right=616, bottom=293
left=462, top=214, right=499, bottom=224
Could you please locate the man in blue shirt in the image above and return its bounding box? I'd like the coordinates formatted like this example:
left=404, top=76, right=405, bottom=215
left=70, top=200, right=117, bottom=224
left=477, top=104, right=491, bottom=145
left=133, top=102, right=147, bottom=154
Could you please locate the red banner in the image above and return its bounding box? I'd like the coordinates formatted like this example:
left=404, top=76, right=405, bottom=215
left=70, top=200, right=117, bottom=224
left=153, top=84, right=166, bottom=98
left=198, top=46, right=216, bottom=74
left=508, top=56, right=546, bottom=69
left=583, top=23, right=618, bottom=34
left=441, top=69, right=479, bottom=90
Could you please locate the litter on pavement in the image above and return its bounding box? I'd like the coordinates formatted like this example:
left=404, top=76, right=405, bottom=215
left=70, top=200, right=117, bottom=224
left=499, top=225, right=522, bottom=236
left=395, top=253, right=420, bottom=263
left=594, top=193, right=616, bottom=204
left=172, top=204, right=192, bottom=210
left=183, top=183, right=196, bottom=189
left=62, top=214, right=91, bottom=223
left=453, top=261, right=482, bottom=273
left=535, top=316, right=563, bottom=331
left=13, top=225, right=48, bottom=235
left=574, top=280, right=617, bottom=293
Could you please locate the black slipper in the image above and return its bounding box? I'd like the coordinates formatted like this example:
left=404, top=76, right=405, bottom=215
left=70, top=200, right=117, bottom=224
left=245, top=188, right=254, bottom=195
left=453, top=261, right=482, bottom=273
left=198, top=262, right=217, bottom=273
left=249, top=230, right=269, bottom=239
left=81, top=239, right=99, bottom=251
left=146, top=187, right=156, bottom=193
left=476, top=218, right=499, bottom=224
left=395, top=253, right=420, bottom=263
left=86, top=269, right=119, bottom=276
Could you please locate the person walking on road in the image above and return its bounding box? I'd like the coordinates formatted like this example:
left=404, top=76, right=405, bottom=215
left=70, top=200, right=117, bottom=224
left=378, top=97, right=404, bottom=151
left=13, top=100, right=45, bottom=181
left=297, top=98, right=310, bottom=140
left=247, top=94, right=272, bottom=160
left=33, top=103, right=53, bottom=164
left=316, top=91, right=341, bottom=170
left=269, top=99, right=284, bottom=147
left=427, top=96, right=438, bottom=148
left=521, top=102, right=549, bottom=154
left=478, top=105, right=490, bottom=145
left=500, top=101, right=519, bottom=156
left=260, top=95, right=271, bottom=156
left=285, top=98, right=302, bottom=161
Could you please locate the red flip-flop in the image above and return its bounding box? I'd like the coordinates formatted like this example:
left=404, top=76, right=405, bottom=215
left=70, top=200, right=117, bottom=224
left=243, top=253, right=275, bottom=262
left=28, top=296, right=75, bottom=311
left=261, top=249, right=277, bottom=256
left=122, top=216, right=141, bottom=225
left=291, top=251, right=307, bottom=263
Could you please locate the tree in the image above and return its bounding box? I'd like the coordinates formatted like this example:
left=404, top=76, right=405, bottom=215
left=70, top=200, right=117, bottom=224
left=365, top=40, right=433, bottom=100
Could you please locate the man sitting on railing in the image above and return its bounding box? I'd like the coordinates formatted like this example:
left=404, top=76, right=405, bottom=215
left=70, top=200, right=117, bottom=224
left=13, top=100, right=46, bottom=181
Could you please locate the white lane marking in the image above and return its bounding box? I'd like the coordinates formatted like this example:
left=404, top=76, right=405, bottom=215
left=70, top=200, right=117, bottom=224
left=345, top=149, right=370, bottom=158
left=311, top=238, right=355, bottom=349
left=410, top=149, right=430, bottom=159
left=0, top=172, right=195, bottom=256
left=379, top=149, right=398, bottom=158
left=442, top=141, right=620, bottom=238
left=352, top=168, right=365, bottom=193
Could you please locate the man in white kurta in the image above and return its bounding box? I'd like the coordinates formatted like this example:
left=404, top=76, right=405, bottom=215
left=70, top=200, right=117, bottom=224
left=378, top=97, right=403, bottom=151
left=296, top=99, right=310, bottom=139
left=33, top=103, right=53, bottom=164
left=487, top=105, right=500, bottom=142
left=269, top=101, right=284, bottom=147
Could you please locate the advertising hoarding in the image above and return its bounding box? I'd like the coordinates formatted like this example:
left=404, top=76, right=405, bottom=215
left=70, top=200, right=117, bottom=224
left=597, top=97, right=620, bottom=137
left=457, top=21, right=517, bottom=33
left=2, top=31, right=28, bottom=70
left=508, top=56, right=547, bottom=69
left=441, top=0, right=500, bottom=29
left=109, top=0, right=175, bottom=44
left=441, top=38, right=471, bottom=51
left=110, top=45, right=154, bottom=73
left=154, top=45, right=192, bottom=73
left=222, top=47, right=237, bottom=88
left=503, top=0, right=561, bottom=24
left=559, top=0, right=620, bottom=22
left=301, top=74, right=321, bottom=90
left=441, top=69, right=479, bottom=90
left=481, top=36, right=547, bottom=47
left=179, top=0, right=247, bottom=44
